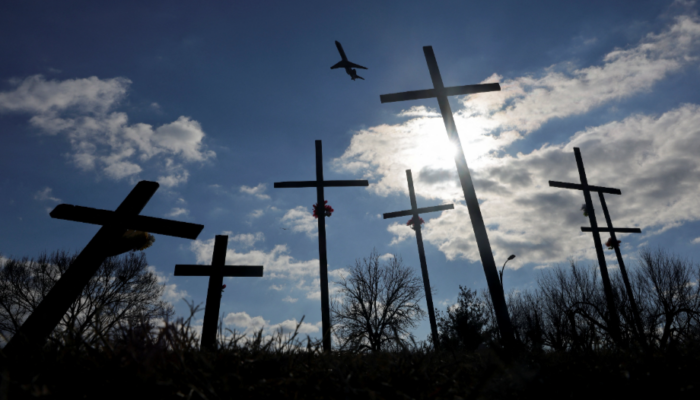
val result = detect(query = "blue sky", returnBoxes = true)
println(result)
[2,0,700,344]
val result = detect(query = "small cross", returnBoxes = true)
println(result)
[548,147,639,345]
[380,46,515,347]
[274,140,369,352]
[383,169,453,349]
[3,181,204,359]
[174,235,263,351]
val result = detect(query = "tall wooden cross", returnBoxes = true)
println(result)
[274,140,369,352]
[3,181,204,360]
[174,235,263,351]
[383,169,454,349]
[380,46,515,347]
[592,191,645,345]
[549,147,642,346]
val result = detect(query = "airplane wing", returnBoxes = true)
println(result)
[345,61,367,70]
[331,60,346,69]
[335,41,348,61]
[330,60,368,70]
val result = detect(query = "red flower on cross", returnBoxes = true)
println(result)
[407,216,425,231]
[313,201,334,218]
[605,238,621,250]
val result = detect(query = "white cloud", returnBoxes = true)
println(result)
[249,209,264,218]
[269,284,284,291]
[692,237,700,244]
[229,232,265,247]
[282,296,298,303]
[240,183,271,200]
[222,311,320,336]
[0,75,129,115]
[147,266,188,303]
[167,208,189,217]
[33,187,60,202]
[398,105,441,118]
[0,75,214,187]
[333,15,700,267]
[378,253,395,261]
[281,206,318,238]
[190,238,318,281]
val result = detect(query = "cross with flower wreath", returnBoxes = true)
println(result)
[174,235,263,351]
[274,140,369,352]
[3,181,204,360]
[549,147,644,346]
[383,169,453,348]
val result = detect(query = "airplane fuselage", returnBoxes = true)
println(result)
[331,41,366,81]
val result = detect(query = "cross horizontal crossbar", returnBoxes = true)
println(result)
[548,181,622,195]
[380,83,501,103]
[174,265,264,277]
[274,180,369,189]
[50,204,204,239]
[383,204,454,219]
[581,227,642,233]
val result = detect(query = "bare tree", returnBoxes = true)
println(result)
[0,250,174,348]
[330,250,426,353]
[631,248,700,350]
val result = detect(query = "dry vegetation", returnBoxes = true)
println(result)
[1,248,700,399]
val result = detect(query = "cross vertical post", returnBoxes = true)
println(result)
[597,191,645,346]
[380,47,515,348]
[572,148,623,346]
[549,148,646,346]
[174,235,264,351]
[314,140,331,353]
[3,181,204,361]
[383,169,454,349]
[274,140,369,352]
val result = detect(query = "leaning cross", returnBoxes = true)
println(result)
[274,140,369,352]
[383,169,454,349]
[174,235,263,351]
[548,147,639,346]
[3,181,204,359]
[380,46,515,347]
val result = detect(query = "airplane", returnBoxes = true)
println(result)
[331,41,367,81]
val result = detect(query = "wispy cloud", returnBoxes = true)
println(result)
[166,208,189,217]
[33,187,60,202]
[281,206,318,238]
[240,183,270,200]
[229,232,265,248]
[147,266,188,303]
[0,75,214,187]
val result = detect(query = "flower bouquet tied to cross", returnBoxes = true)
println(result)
[106,230,156,257]
[407,216,425,231]
[605,237,621,250]
[221,284,227,297]
[313,200,334,218]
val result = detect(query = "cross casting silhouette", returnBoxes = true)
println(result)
[380,46,515,347]
[274,140,369,352]
[383,169,453,349]
[174,235,263,350]
[3,181,204,360]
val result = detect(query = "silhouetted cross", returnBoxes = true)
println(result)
[380,46,515,348]
[274,140,369,352]
[549,147,642,345]
[4,181,204,360]
[383,169,453,349]
[174,235,263,351]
